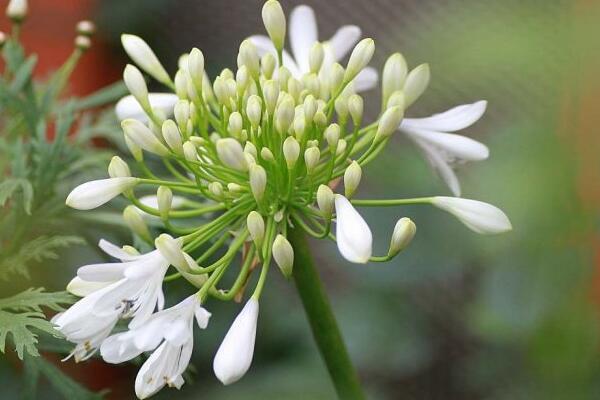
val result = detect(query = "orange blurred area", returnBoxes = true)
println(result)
[0,0,119,96]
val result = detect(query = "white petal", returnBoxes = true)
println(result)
[213,298,259,385]
[402,127,489,161]
[195,305,212,329]
[66,177,139,210]
[249,35,301,77]
[353,67,378,92]
[115,93,178,122]
[135,342,170,399]
[101,332,143,363]
[327,25,361,60]
[67,277,111,297]
[98,239,140,261]
[432,197,512,234]
[289,5,318,73]
[414,139,461,196]
[334,195,372,263]
[77,262,128,282]
[401,101,487,132]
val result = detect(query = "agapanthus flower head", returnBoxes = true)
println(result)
[59,1,511,397]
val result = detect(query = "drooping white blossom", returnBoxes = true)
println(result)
[100,295,211,399]
[250,4,378,92]
[213,298,259,385]
[432,196,512,234]
[400,101,489,196]
[334,194,372,263]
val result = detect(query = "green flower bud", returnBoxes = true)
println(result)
[247,211,265,247]
[388,217,416,256]
[208,182,224,198]
[174,70,189,99]
[343,161,362,198]
[261,53,276,80]
[348,94,364,126]
[246,95,263,129]
[188,47,205,91]
[317,184,334,218]
[275,96,295,133]
[328,63,345,95]
[244,141,258,158]
[123,64,149,110]
[309,42,324,73]
[124,134,143,162]
[122,119,169,156]
[174,100,190,131]
[382,52,408,108]
[228,112,243,138]
[249,164,267,201]
[108,156,131,178]
[283,136,300,169]
[162,119,183,154]
[403,63,430,108]
[324,123,341,151]
[344,38,374,83]
[293,110,306,140]
[386,91,405,110]
[263,80,279,115]
[261,147,275,162]
[375,106,403,142]
[157,186,173,219]
[262,0,286,52]
[123,205,151,242]
[239,39,260,79]
[217,138,248,171]
[304,147,320,174]
[303,95,317,123]
[182,140,197,162]
[272,234,294,278]
[121,34,172,87]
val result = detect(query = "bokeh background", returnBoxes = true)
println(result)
[2,0,600,399]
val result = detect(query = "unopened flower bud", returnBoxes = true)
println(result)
[343,161,362,198]
[75,35,91,51]
[122,119,169,156]
[303,95,317,123]
[123,64,149,110]
[334,96,349,121]
[162,119,183,154]
[375,106,403,142]
[217,138,248,171]
[239,39,260,79]
[236,66,250,95]
[324,123,341,150]
[249,164,267,202]
[386,91,405,110]
[244,141,258,158]
[348,94,364,126]
[182,141,197,161]
[287,77,302,101]
[293,111,306,140]
[157,186,173,219]
[283,136,300,169]
[313,110,327,128]
[121,34,172,86]
[246,211,265,247]
[124,134,143,162]
[344,38,374,83]
[302,73,320,97]
[227,183,244,193]
[6,0,27,21]
[382,53,408,108]
[336,139,347,156]
[188,48,205,92]
[123,205,151,242]
[308,42,325,73]
[275,97,294,133]
[272,234,294,278]
[263,80,279,114]
[228,112,243,138]
[76,20,95,36]
[261,53,276,80]
[262,0,286,51]
[403,64,430,108]
[246,95,262,129]
[261,147,274,162]
[304,147,320,174]
[209,182,224,198]
[174,70,189,99]
[317,185,334,218]
[108,156,131,178]
[278,66,292,90]
[388,217,416,256]
[329,63,345,95]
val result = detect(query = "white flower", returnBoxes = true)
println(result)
[121,34,172,86]
[400,100,489,196]
[54,242,170,361]
[213,298,259,385]
[250,4,378,92]
[334,194,372,263]
[66,177,139,210]
[115,93,179,122]
[100,295,211,399]
[432,196,512,234]
[6,0,27,20]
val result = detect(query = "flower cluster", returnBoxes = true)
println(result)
[59,1,511,398]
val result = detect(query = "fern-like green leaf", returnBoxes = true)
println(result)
[0,235,84,280]
[0,288,74,360]
[0,177,33,213]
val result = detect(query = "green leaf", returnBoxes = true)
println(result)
[73,81,128,111]
[10,55,37,93]
[0,288,74,313]
[23,355,106,400]
[0,178,34,214]
[0,235,84,280]
[0,288,74,360]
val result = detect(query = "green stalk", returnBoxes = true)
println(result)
[288,227,364,400]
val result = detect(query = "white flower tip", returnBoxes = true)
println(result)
[432,196,512,234]
[334,194,373,263]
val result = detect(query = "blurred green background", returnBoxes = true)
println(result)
[2,0,600,399]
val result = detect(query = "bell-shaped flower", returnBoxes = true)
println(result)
[400,101,489,196]
[250,5,377,92]
[432,196,512,234]
[213,298,259,385]
[100,295,211,399]
[115,93,179,122]
[66,177,139,210]
[54,242,170,361]
[334,194,372,263]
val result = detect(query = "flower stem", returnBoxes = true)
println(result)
[288,227,365,400]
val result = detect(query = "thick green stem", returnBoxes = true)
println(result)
[288,227,365,400]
